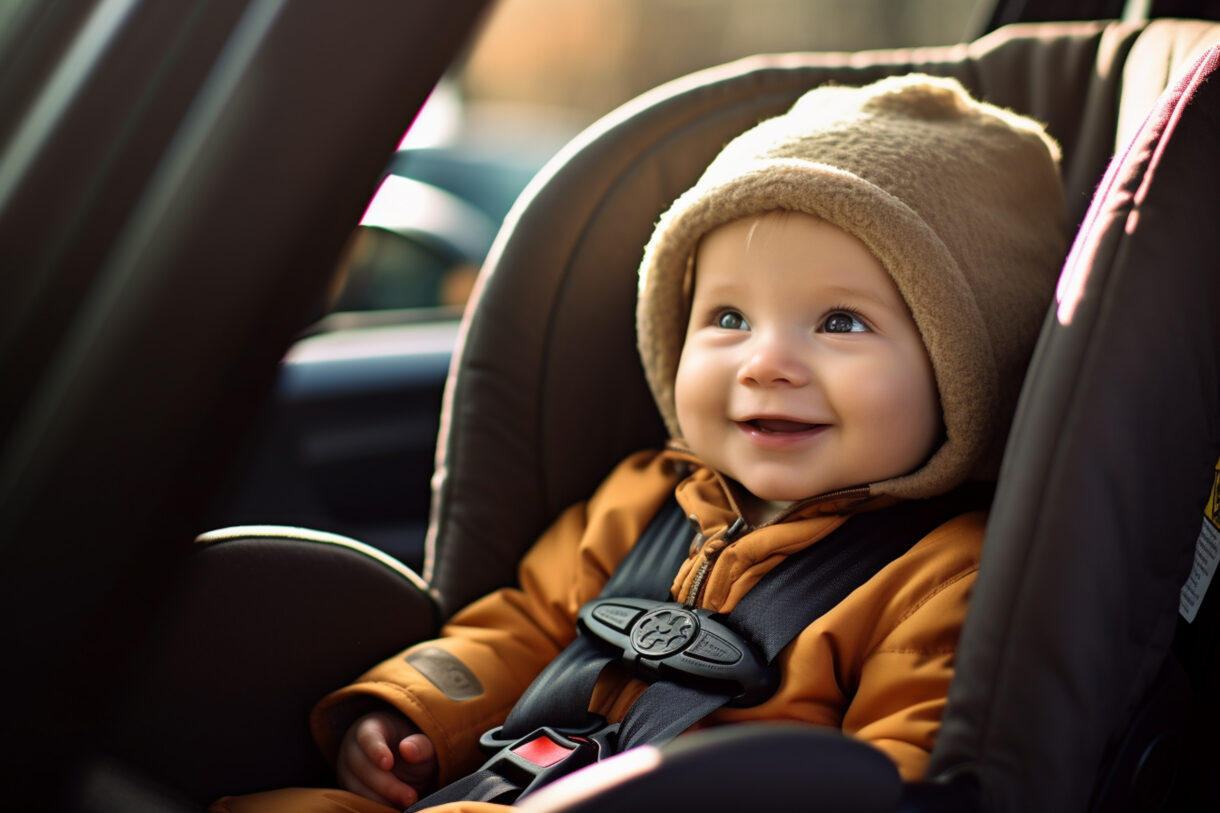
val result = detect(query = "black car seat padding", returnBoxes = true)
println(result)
[520,723,905,813]
[931,42,1220,812]
[111,528,438,803]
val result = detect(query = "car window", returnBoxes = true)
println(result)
[325,0,987,324]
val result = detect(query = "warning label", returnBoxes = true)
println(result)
[1180,459,1220,622]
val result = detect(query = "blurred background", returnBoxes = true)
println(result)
[329,0,985,320]
[462,0,983,120]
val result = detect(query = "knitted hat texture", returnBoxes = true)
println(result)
[637,74,1068,499]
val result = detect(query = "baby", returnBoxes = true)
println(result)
[215,73,1067,813]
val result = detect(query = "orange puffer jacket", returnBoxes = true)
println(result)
[311,447,984,795]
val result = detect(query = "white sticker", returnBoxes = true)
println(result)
[1180,460,1220,623]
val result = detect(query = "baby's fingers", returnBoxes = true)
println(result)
[396,733,438,794]
[399,733,436,765]
[354,718,396,771]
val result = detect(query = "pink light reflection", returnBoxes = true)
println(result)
[517,746,664,813]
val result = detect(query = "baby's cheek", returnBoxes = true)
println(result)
[849,361,913,418]
[850,363,935,445]
[674,353,714,428]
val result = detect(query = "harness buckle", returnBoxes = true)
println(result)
[578,597,780,706]
[477,718,620,800]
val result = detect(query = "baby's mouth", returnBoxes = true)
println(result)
[743,418,822,433]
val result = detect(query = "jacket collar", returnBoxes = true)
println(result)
[660,442,898,533]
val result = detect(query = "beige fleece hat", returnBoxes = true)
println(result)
[637,74,1069,499]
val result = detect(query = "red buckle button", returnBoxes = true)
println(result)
[511,734,574,767]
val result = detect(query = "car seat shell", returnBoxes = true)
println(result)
[933,41,1220,811]
[116,18,1220,811]
[424,18,1220,811]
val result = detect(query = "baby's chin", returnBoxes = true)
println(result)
[736,481,828,506]
[729,487,798,524]
[738,497,797,525]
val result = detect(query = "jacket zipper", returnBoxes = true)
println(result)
[679,485,873,608]
[683,516,746,608]
[684,555,716,608]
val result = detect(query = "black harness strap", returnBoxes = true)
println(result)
[409,488,984,811]
[407,501,691,812]
[615,492,972,750]
[497,501,693,737]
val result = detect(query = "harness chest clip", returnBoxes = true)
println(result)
[578,596,780,706]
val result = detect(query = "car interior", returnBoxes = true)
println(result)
[3,1,1220,811]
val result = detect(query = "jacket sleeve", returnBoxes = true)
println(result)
[310,449,677,785]
[838,510,984,782]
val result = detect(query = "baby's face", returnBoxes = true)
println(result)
[674,211,941,521]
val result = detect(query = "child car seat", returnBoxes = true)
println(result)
[114,18,1220,812]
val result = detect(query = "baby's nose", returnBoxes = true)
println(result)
[738,337,810,386]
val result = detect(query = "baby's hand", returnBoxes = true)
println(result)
[337,710,438,808]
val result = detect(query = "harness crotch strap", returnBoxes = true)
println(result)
[408,489,983,810]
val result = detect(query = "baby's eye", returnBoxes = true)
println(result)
[716,310,750,330]
[822,311,869,333]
